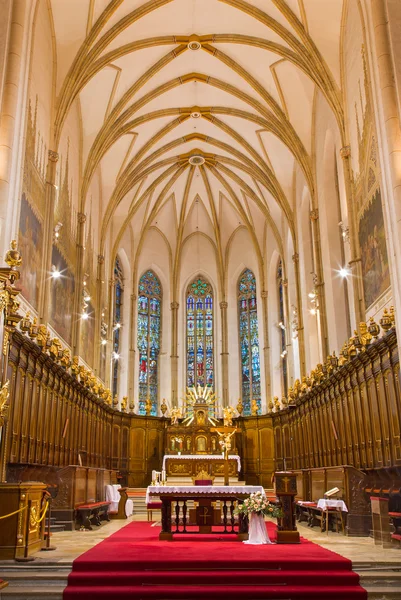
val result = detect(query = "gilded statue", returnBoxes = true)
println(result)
[223,406,236,427]
[71,356,79,377]
[145,398,152,415]
[37,325,48,347]
[60,348,71,369]
[170,406,181,425]
[5,240,22,269]
[0,380,10,427]
[267,398,274,413]
[121,396,127,412]
[29,317,38,339]
[251,398,259,416]
[217,430,236,458]
[113,394,119,407]
[49,337,62,361]
[359,322,372,348]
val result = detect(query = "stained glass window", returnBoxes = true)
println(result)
[186,277,214,388]
[277,260,288,396]
[112,256,124,397]
[137,270,162,416]
[238,269,261,415]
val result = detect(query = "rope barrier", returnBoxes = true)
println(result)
[0,505,27,520]
[30,500,49,524]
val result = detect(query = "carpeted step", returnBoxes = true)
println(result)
[63,583,367,599]
[67,568,360,586]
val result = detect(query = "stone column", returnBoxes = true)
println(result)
[38,150,59,323]
[71,212,86,356]
[281,279,294,386]
[371,0,401,338]
[310,209,329,359]
[104,277,114,388]
[170,301,179,406]
[260,290,271,404]
[340,145,364,325]
[219,300,229,407]
[0,0,26,256]
[292,253,306,377]
[93,254,104,374]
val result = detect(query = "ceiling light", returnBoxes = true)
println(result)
[189,155,205,166]
[51,270,61,279]
[101,339,107,346]
[82,312,89,320]
[113,352,120,360]
[310,308,316,316]
[84,295,91,302]
[191,111,201,119]
[339,267,350,278]
[308,292,316,299]
[188,40,201,51]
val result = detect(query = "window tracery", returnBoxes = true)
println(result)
[238,269,261,415]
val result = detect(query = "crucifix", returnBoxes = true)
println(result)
[210,426,238,485]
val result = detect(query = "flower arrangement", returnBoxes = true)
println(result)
[236,491,283,518]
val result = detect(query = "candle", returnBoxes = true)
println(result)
[162,470,166,483]
[152,470,156,483]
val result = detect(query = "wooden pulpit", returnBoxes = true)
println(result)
[275,472,300,544]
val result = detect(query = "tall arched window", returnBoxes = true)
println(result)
[238,269,261,415]
[137,270,162,415]
[277,259,288,396]
[186,276,214,388]
[112,256,123,397]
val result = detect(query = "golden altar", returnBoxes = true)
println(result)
[163,454,240,478]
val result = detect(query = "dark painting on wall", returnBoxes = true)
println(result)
[359,188,390,309]
[49,245,75,345]
[18,194,43,309]
[80,300,95,368]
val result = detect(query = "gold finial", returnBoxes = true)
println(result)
[236,398,244,416]
[160,398,168,416]
[5,240,22,269]
[380,308,392,332]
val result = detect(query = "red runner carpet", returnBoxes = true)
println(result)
[63,521,367,599]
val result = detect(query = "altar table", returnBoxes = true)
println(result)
[162,454,241,478]
[147,485,264,540]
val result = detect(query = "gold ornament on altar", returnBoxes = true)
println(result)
[181,385,219,426]
[223,406,236,427]
[0,380,10,426]
[145,398,152,415]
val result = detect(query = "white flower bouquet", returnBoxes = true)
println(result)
[236,491,283,518]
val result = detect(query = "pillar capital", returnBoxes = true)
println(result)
[78,212,86,225]
[340,145,351,159]
[260,290,268,299]
[292,253,299,263]
[170,301,179,310]
[97,254,104,265]
[219,301,228,309]
[310,209,319,221]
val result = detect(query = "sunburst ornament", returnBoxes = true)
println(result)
[181,385,220,426]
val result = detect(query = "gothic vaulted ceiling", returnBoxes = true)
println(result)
[49,0,344,280]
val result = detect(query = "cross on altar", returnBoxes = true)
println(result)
[210,426,238,485]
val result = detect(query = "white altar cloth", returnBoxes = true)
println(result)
[317,499,348,512]
[146,484,264,504]
[105,484,134,517]
[162,454,241,471]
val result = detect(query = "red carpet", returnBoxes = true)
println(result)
[63,521,367,599]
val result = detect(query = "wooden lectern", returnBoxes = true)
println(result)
[275,472,300,544]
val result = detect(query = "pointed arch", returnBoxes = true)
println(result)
[137,269,162,415]
[186,275,214,389]
[238,268,261,415]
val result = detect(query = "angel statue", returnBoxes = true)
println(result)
[170,407,182,425]
[0,380,10,426]
[223,406,236,427]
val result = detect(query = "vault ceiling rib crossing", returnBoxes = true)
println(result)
[50,0,344,277]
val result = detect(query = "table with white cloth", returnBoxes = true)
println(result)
[162,454,241,478]
[317,499,348,534]
[147,484,264,540]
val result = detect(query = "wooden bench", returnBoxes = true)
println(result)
[389,511,401,547]
[296,501,345,533]
[75,501,111,530]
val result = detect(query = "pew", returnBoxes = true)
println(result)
[75,501,111,530]
[292,465,370,536]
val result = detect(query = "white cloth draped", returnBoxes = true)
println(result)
[317,499,348,512]
[146,484,265,504]
[105,484,134,517]
[243,513,273,545]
